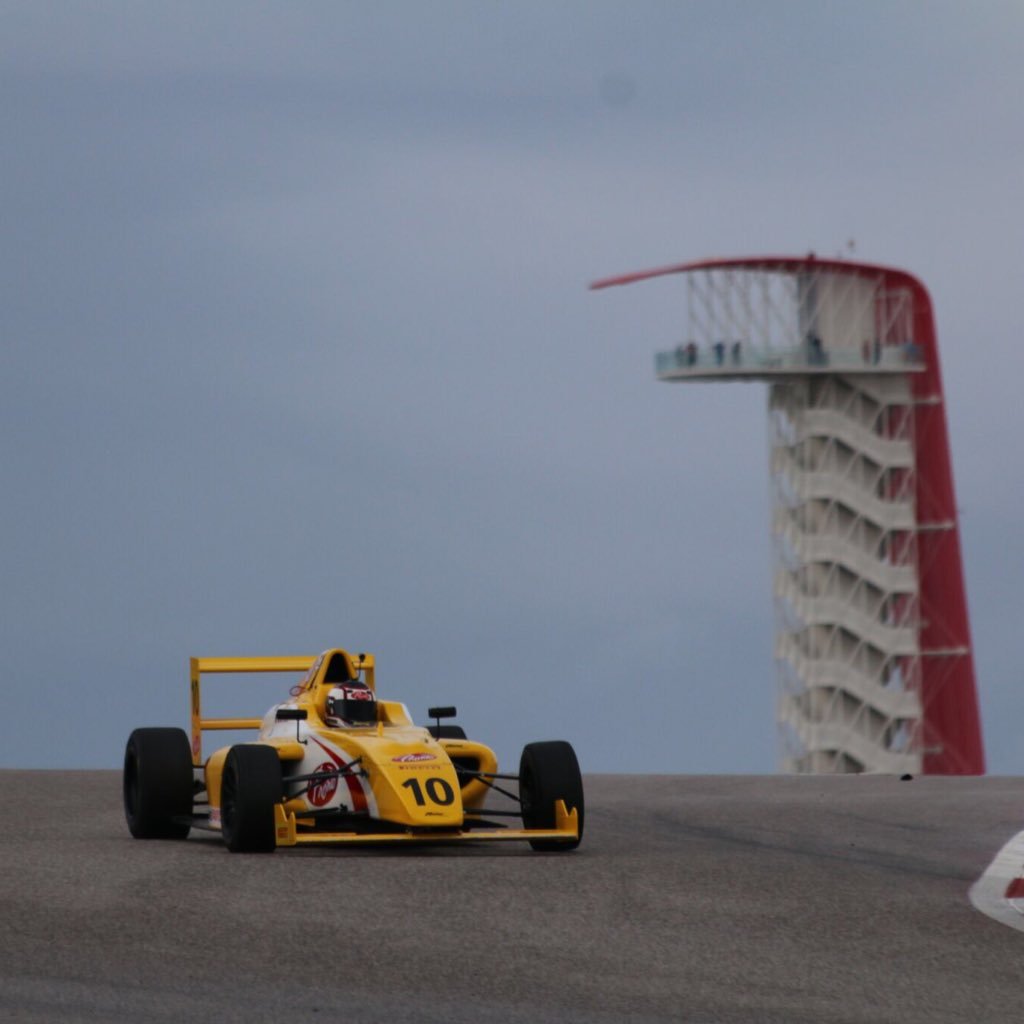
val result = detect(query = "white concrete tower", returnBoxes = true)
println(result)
[592,256,983,775]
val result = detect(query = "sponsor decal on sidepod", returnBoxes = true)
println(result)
[308,762,340,807]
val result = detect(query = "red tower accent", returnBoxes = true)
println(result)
[593,255,984,774]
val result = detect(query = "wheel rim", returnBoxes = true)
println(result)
[221,764,237,838]
[520,765,535,818]
[123,752,139,819]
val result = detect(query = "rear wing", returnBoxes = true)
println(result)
[189,656,313,764]
[188,654,378,764]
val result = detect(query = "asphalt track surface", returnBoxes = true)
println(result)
[2,772,1023,1023]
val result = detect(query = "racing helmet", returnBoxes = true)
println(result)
[324,682,377,727]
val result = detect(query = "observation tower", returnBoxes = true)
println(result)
[592,255,983,774]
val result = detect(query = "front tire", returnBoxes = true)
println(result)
[220,745,282,853]
[519,740,584,851]
[123,728,193,839]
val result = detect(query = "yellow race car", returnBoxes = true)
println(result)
[123,648,583,853]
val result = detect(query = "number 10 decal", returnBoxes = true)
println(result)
[401,776,455,806]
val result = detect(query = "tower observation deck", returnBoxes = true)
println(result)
[592,255,984,775]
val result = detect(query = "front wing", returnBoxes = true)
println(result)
[272,800,579,847]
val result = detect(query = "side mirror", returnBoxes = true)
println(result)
[276,707,308,721]
[428,706,457,737]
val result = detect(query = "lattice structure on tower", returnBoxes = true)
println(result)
[592,255,983,775]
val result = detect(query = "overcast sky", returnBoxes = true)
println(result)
[3,2,1023,773]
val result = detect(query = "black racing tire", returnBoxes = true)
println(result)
[123,727,193,840]
[427,724,467,740]
[220,745,283,853]
[519,740,584,851]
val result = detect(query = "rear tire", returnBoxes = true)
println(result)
[220,745,282,853]
[519,740,584,851]
[123,728,193,839]
[427,724,467,740]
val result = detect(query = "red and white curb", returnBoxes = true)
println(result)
[969,830,1024,932]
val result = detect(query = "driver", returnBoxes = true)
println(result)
[323,681,377,728]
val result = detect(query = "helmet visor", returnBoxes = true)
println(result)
[327,685,377,725]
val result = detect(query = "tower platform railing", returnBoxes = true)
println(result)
[656,340,925,380]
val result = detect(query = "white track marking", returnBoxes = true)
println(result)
[969,830,1024,933]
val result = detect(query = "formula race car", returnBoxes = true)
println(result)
[123,648,583,853]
